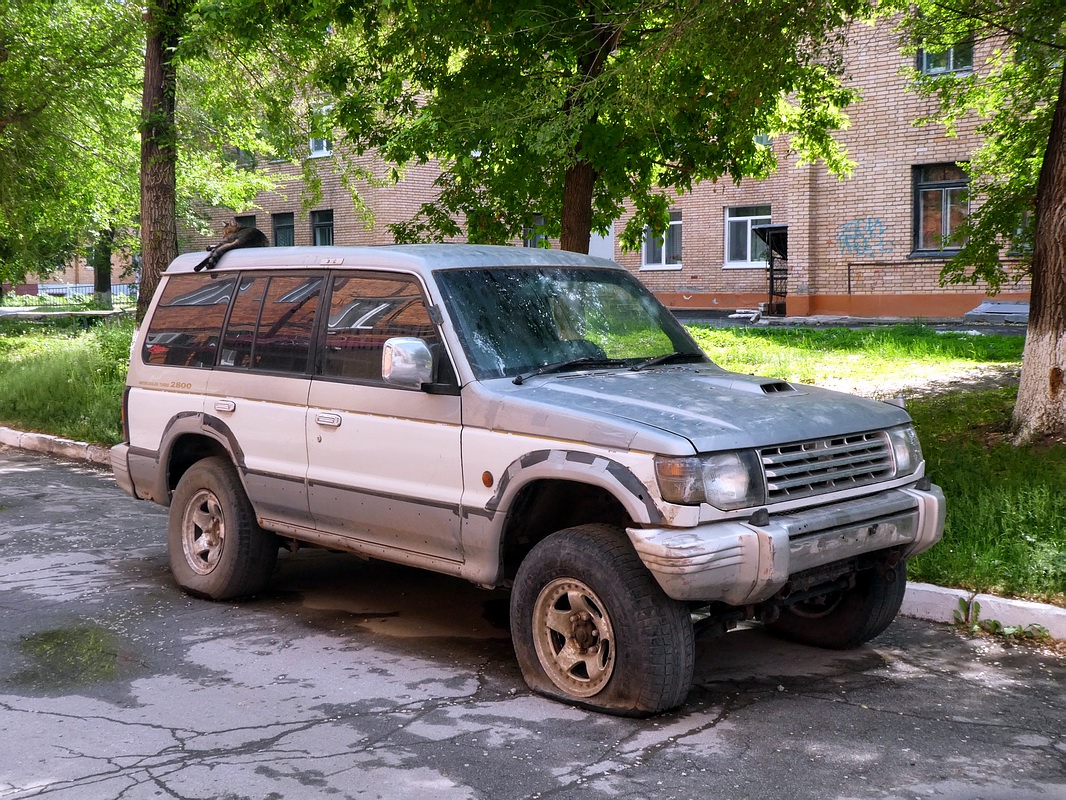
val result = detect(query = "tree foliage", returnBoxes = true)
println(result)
[304,0,868,252]
[895,0,1066,292]
[0,0,141,285]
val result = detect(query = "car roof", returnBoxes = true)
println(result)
[165,243,620,277]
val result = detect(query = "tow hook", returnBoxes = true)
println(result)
[876,551,903,582]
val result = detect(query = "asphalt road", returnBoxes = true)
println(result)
[1,447,1063,800]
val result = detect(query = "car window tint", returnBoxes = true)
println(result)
[322,273,440,383]
[219,276,268,369]
[252,276,323,374]
[142,274,237,368]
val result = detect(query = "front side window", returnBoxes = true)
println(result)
[435,266,706,381]
[914,164,969,253]
[642,211,682,268]
[919,40,974,75]
[321,273,444,385]
[311,210,334,246]
[726,205,771,267]
[142,274,236,368]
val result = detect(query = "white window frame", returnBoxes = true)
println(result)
[919,40,974,76]
[641,211,682,271]
[309,105,334,158]
[725,205,772,268]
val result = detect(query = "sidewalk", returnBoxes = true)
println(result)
[2,424,1063,640]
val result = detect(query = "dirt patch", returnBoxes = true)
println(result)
[820,363,1021,401]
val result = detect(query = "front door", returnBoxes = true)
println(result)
[305,271,464,563]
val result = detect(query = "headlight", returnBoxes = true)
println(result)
[655,451,765,510]
[887,425,923,476]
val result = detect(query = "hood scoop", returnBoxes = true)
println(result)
[695,375,798,395]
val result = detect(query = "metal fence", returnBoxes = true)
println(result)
[37,283,138,299]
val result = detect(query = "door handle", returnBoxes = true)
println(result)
[316,412,342,428]
[214,400,236,413]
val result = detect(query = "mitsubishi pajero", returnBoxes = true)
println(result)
[112,244,944,715]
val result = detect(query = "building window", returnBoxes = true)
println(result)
[311,210,334,246]
[272,212,295,247]
[914,164,968,253]
[919,40,973,75]
[725,205,771,267]
[233,148,256,169]
[523,214,547,248]
[309,105,333,158]
[234,214,256,230]
[642,211,682,268]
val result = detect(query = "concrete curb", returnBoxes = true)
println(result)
[2,426,1062,640]
[0,426,111,466]
[902,582,1066,640]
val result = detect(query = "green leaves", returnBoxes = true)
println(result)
[314,0,872,251]
[0,0,141,283]
[892,0,1066,291]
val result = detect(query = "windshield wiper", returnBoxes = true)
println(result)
[513,357,627,385]
[629,351,706,372]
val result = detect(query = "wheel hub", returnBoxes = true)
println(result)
[531,578,616,698]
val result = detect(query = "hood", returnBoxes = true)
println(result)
[480,365,912,454]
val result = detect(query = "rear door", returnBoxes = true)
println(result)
[305,270,464,563]
[205,272,324,528]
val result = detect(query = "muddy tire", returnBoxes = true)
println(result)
[510,524,694,716]
[167,456,278,600]
[769,561,908,649]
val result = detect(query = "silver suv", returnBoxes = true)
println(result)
[112,244,944,715]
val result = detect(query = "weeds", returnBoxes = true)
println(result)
[0,317,134,444]
[953,598,1052,642]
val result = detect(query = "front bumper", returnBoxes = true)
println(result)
[627,484,945,605]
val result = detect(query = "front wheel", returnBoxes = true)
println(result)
[510,524,694,716]
[167,456,278,600]
[769,561,908,649]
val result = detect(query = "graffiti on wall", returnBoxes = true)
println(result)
[836,217,894,256]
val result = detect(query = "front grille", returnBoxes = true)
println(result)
[761,432,894,502]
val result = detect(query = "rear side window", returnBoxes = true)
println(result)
[322,272,441,383]
[143,275,237,368]
[218,275,323,374]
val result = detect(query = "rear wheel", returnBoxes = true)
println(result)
[167,456,278,600]
[510,524,694,716]
[769,561,908,649]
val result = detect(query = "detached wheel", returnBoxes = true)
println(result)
[769,561,908,649]
[510,524,694,716]
[167,456,278,600]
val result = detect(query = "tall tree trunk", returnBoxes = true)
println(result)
[90,227,114,310]
[137,0,183,323]
[559,16,619,254]
[560,161,596,253]
[1012,58,1066,443]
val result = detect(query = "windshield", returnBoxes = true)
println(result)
[434,266,707,380]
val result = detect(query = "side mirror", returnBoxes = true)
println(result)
[382,337,434,390]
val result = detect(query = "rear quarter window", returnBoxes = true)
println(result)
[143,274,237,368]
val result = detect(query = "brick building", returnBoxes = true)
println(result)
[186,21,1030,319]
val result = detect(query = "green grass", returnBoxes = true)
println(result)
[908,388,1066,606]
[0,319,1060,605]
[0,317,133,444]
[689,323,1023,388]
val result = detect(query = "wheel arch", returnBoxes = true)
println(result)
[158,413,245,504]
[490,450,662,582]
